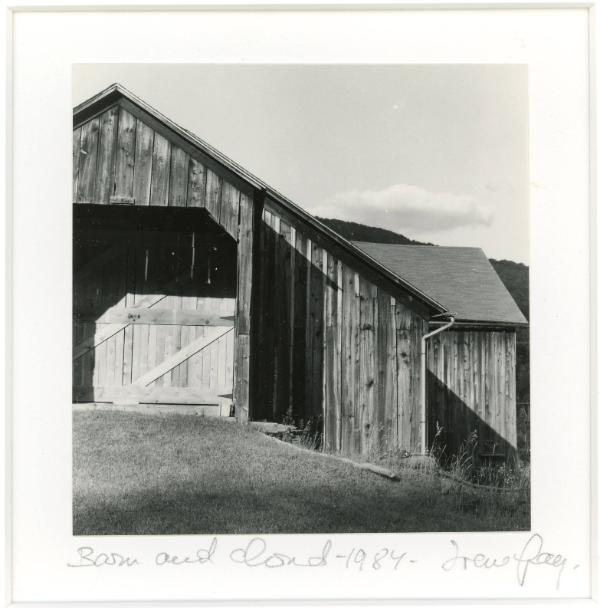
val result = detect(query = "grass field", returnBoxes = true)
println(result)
[73,410,530,535]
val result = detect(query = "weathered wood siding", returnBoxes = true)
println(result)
[73,103,254,419]
[427,329,517,461]
[253,200,428,458]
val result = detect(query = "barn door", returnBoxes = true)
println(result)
[73,223,236,415]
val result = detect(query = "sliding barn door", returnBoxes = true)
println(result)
[73,224,236,414]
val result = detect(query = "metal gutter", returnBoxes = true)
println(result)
[420,314,455,454]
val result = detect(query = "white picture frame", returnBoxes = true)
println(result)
[3,1,597,605]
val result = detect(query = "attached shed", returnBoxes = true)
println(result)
[73,84,527,460]
[354,243,527,460]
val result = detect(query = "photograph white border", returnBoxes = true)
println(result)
[3,1,598,605]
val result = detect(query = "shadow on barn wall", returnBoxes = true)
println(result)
[427,370,517,465]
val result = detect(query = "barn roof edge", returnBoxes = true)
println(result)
[73,83,449,315]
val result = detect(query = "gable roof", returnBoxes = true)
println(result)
[74,83,447,316]
[353,243,527,326]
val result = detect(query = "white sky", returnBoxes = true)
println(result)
[74,64,529,264]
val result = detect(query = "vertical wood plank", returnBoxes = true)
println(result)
[169,147,189,207]
[187,158,207,208]
[270,215,282,420]
[335,262,343,452]
[95,107,119,204]
[233,334,250,422]
[352,273,361,455]
[121,244,136,387]
[73,127,82,203]
[78,118,100,203]
[219,182,241,237]
[377,291,397,454]
[133,120,154,206]
[114,108,136,201]
[287,228,297,416]
[359,280,376,457]
[340,265,354,455]
[236,192,253,334]
[309,243,324,420]
[324,254,341,453]
[292,231,308,422]
[262,211,276,419]
[234,192,253,420]
[304,239,313,419]
[396,304,412,452]
[114,328,125,387]
[276,219,293,421]
[413,316,426,453]
[150,132,171,206]
[205,170,222,221]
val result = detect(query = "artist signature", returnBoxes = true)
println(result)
[441,533,577,590]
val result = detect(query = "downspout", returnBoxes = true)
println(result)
[420,314,455,454]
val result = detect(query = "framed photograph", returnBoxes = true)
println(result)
[5,1,596,605]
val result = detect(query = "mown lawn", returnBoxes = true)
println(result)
[73,410,529,535]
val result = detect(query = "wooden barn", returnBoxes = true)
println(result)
[73,84,527,461]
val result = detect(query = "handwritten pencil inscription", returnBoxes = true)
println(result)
[66,532,579,591]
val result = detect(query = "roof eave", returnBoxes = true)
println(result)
[431,318,529,329]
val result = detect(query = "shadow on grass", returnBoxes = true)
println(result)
[73,410,529,535]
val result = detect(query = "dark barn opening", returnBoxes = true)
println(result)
[73,204,237,414]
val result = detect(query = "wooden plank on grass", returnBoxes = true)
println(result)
[133,326,233,387]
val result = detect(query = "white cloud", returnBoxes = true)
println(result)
[308,183,494,232]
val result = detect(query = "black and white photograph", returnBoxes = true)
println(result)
[72,64,531,536]
[7,5,593,604]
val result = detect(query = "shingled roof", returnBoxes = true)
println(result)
[353,243,527,327]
